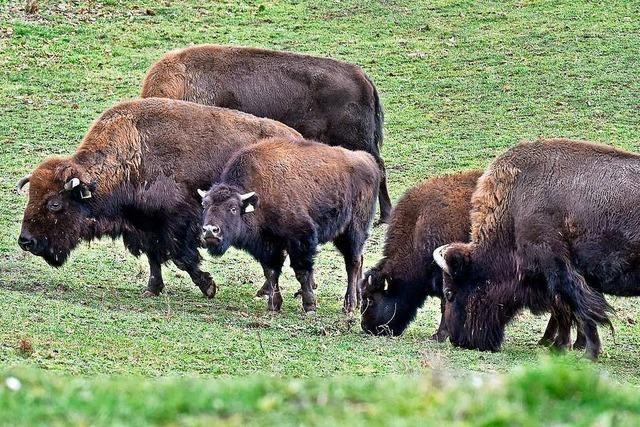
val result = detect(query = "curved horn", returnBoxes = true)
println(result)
[197,189,208,199]
[16,174,32,193]
[239,191,255,201]
[433,244,451,275]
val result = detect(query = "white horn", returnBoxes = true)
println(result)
[64,177,80,191]
[197,189,208,198]
[433,244,451,275]
[16,174,32,193]
[239,191,255,201]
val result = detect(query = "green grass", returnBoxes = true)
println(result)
[2,358,639,426]
[1,0,640,422]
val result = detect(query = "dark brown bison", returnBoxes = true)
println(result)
[360,170,482,340]
[360,169,579,347]
[17,98,300,297]
[433,138,637,359]
[200,137,380,314]
[140,44,391,223]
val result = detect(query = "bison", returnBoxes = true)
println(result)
[360,170,482,340]
[140,44,392,223]
[360,169,580,348]
[17,98,300,297]
[433,138,635,359]
[200,137,380,314]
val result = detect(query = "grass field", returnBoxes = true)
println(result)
[1,0,640,423]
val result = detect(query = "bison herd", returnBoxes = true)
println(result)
[15,45,640,360]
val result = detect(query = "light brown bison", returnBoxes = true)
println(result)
[141,44,391,223]
[17,98,300,297]
[200,137,380,314]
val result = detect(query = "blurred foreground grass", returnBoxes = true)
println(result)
[1,358,638,426]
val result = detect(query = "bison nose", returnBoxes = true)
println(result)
[18,233,37,252]
[202,225,221,238]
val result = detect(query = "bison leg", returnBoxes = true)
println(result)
[550,310,572,352]
[257,250,286,299]
[579,320,602,360]
[173,258,217,299]
[544,260,610,360]
[573,327,587,350]
[142,254,165,296]
[289,232,318,313]
[294,269,317,313]
[258,250,286,311]
[334,232,366,315]
[538,314,558,347]
[431,299,449,342]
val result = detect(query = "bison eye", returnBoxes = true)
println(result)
[47,200,63,212]
[230,206,238,214]
[444,289,455,302]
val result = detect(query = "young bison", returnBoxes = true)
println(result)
[200,137,380,314]
[17,98,300,297]
[360,170,482,340]
[434,139,636,359]
[141,44,392,223]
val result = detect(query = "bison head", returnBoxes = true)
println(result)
[17,157,95,267]
[360,269,408,336]
[359,268,396,335]
[434,242,512,352]
[200,184,258,256]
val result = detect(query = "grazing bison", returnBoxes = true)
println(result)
[360,170,579,347]
[360,170,482,340]
[433,138,638,359]
[200,137,380,314]
[17,98,300,297]
[140,44,392,223]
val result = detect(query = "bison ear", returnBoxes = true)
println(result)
[240,191,258,214]
[434,243,474,279]
[56,161,93,199]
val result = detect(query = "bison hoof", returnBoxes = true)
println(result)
[573,337,586,350]
[305,310,317,317]
[141,288,160,297]
[583,350,600,361]
[430,331,449,342]
[537,336,555,347]
[267,293,283,312]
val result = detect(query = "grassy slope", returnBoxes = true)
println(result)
[2,359,640,426]
[1,0,639,390]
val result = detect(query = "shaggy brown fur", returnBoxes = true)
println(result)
[437,138,640,359]
[140,44,391,223]
[360,170,481,338]
[17,98,301,297]
[200,137,380,314]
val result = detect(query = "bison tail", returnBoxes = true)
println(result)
[364,74,384,149]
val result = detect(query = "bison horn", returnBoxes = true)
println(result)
[64,177,81,191]
[239,191,255,201]
[433,244,451,275]
[197,189,207,199]
[16,174,32,193]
